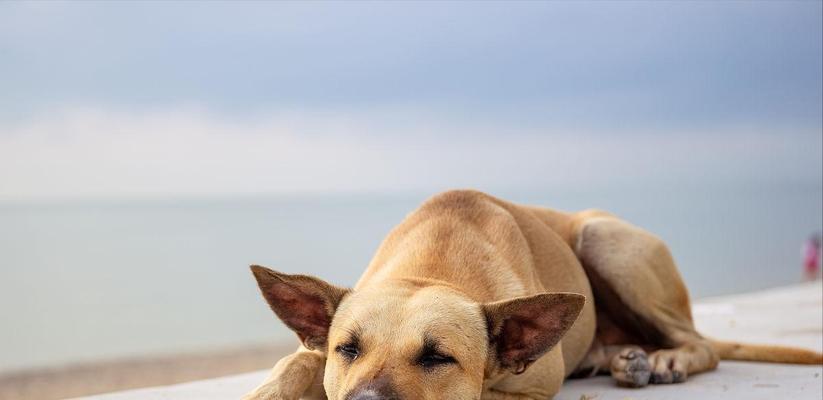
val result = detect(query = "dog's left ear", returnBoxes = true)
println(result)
[250,265,350,351]
[483,292,585,375]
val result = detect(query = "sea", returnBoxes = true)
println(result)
[1,182,820,373]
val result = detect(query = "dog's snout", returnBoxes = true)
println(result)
[345,375,401,400]
[348,389,398,400]
[349,391,386,400]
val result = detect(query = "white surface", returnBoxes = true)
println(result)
[78,281,823,400]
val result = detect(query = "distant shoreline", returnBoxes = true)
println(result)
[0,342,296,400]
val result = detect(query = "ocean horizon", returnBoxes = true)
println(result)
[1,182,821,373]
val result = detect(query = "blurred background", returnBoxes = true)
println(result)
[0,1,821,398]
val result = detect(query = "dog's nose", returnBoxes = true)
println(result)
[349,394,380,400]
[348,388,398,400]
[346,374,401,400]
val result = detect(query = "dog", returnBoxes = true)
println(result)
[244,190,822,400]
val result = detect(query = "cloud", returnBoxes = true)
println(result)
[0,105,819,200]
[1,1,820,130]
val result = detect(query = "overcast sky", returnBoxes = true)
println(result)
[0,1,820,200]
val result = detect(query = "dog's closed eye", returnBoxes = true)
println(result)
[417,337,457,369]
[336,342,360,361]
[417,350,456,369]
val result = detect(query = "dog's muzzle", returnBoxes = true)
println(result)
[345,375,401,400]
[349,390,394,400]
[347,388,400,400]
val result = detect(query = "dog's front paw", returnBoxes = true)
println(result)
[610,347,651,387]
[241,386,299,400]
[242,347,327,400]
[241,392,293,400]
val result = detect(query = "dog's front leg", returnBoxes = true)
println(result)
[482,389,549,400]
[242,347,326,400]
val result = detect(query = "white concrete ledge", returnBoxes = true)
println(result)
[78,282,823,400]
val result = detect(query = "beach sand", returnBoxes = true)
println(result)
[0,343,297,400]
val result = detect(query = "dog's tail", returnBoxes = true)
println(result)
[709,339,823,365]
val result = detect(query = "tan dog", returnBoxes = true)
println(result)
[244,190,822,400]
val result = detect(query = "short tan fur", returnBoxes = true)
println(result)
[245,190,822,400]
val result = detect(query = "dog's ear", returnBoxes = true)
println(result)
[250,265,349,351]
[483,292,585,374]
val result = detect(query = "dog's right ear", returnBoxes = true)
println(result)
[250,265,349,351]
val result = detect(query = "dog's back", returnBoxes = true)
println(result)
[355,189,597,373]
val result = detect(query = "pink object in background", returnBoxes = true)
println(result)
[803,233,821,281]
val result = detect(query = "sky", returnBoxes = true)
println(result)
[0,1,821,200]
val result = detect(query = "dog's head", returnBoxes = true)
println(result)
[251,265,584,400]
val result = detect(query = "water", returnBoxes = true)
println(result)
[1,183,820,373]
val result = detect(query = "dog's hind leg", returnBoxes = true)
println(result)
[646,340,718,384]
[575,340,718,386]
[571,214,719,385]
[242,347,327,400]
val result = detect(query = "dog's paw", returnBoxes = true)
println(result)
[610,347,651,387]
[241,388,299,400]
[648,349,688,384]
